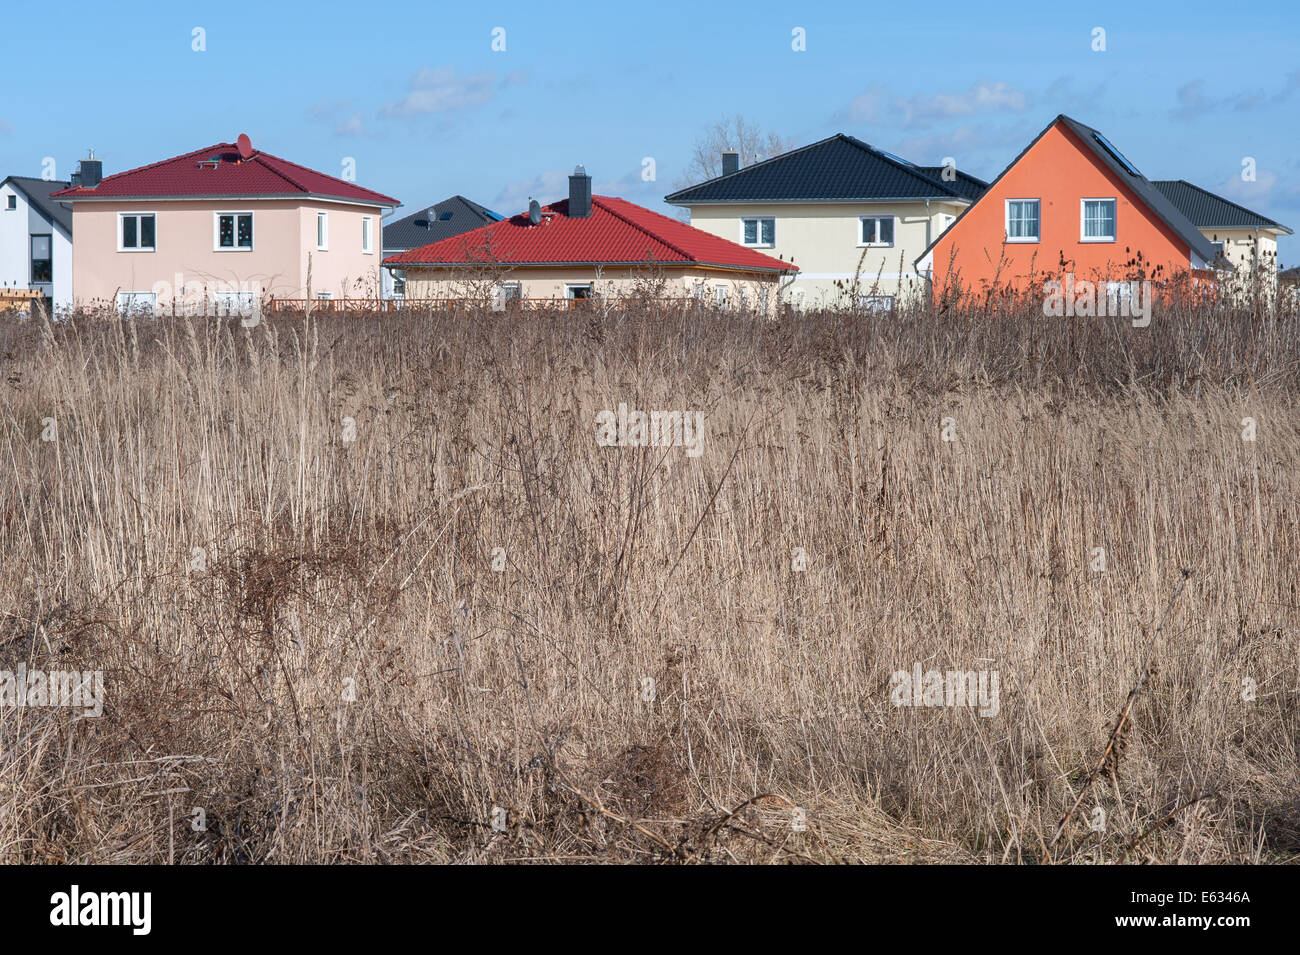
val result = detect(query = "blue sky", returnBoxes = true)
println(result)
[4,0,1298,262]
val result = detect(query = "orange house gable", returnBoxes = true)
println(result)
[916,115,1218,297]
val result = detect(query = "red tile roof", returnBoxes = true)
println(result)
[50,141,398,207]
[383,196,797,273]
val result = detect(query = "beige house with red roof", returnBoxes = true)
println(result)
[51,135,398,314]
[384,166,796,313]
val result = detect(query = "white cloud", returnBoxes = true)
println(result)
[839,81,1030,130]
[1219,170,1279,204]
[334,113,364,137]
[1173,71,1300,121]
[896,81,1029,128]
[381,67,526,117]
[492,169,571,217]
[491,167,640,217]
[893,122,1029,166]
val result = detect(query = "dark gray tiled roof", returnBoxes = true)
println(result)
[1151,179,1291,234]
[1,176,73,234]
[664,134,985,204]
[915,167,988,202]
[383,195,500,251]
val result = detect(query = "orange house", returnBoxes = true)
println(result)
[915,115,1218,298]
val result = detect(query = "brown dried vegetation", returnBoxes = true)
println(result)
[0,297,1298,863]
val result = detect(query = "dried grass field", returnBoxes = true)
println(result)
[1,300,1298,864]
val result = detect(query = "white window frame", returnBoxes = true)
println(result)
[1104,281,1134,311]
[564,283,593,300]
[118,212,157,252]
[316,291,333,301]
[115,291,157,315]
[858,215,896,247]
[5,194,16,211]
[739,217,775,248]
[361,216,373,254]
[1004,199,1041,243]
[857,294,895,313]
[213,211,254,252]
[714,285,727,306]
[30,233,53,285]
[316,212,329,251]
[391,268,406,297]
[1080,198,1117,243]
[211,289,256,314]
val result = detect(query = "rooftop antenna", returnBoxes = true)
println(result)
[236,133,253,160]
[528,198,541,225]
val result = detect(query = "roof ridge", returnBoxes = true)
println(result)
[664,133,847,199]
[846,134,966,199]
[255,149,397,203]
[249,151,315,194]
[667,131,967,202]
[7,174,71,185]
[591,195,694,262]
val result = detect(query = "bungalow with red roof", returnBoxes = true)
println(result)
[913,115,1288,301]
[51,135,398,314]
[384,166,797,313]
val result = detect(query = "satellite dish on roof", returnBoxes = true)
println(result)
[236,134,253,160]
[528,198,541,225]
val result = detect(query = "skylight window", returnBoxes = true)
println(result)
[879,150,916,167]
[1092,133,1141,176]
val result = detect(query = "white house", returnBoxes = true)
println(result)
[0,175,73,312]
[666,135,987,310]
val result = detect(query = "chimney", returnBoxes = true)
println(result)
[721,150,740,177]
[568,164,592,218]
[77,151,102,189]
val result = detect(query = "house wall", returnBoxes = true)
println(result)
[1206,228,1284,300]
[402,265,787,314]
[680,200,967,308]
[927,122,1196,295]
[295,201,386,300]
[1204,228,1279,272]
[0,182,30,295]
[0,181,73,311]
[67,197,387,310]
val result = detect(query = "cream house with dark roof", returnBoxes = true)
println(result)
[666,134,986,310]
